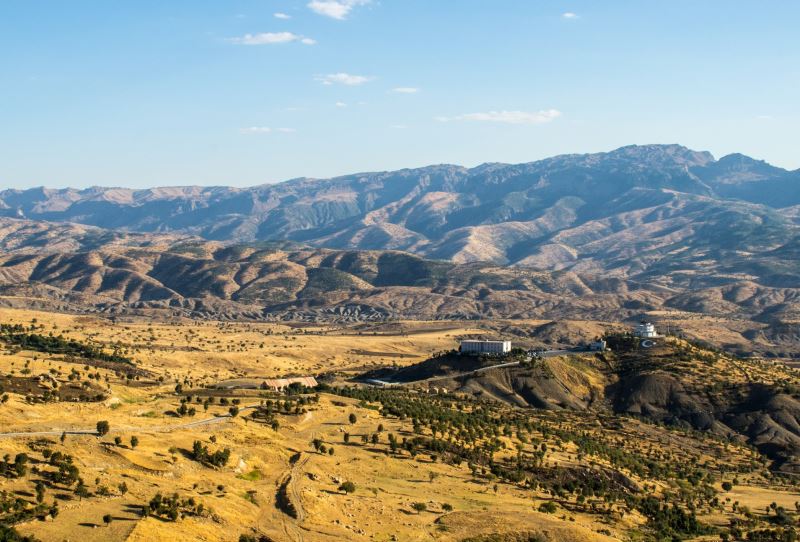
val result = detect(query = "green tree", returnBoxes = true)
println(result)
[96,420,110,437]
[538,501,557,514]
[35,481,45,504]
[75,479,90,501]
[339,481,356,494]
[13,453,28,477]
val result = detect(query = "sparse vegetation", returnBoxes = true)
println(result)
[1,309,798,542]
[0,324,133,365]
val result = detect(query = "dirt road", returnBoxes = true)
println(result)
[0,405,259,439]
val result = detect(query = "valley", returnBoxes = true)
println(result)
[1,308,800,541]
[1,217,798,360]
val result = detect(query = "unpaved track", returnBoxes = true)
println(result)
[0,405,259,439]
[288,454,310,522]
[270,454,309,542]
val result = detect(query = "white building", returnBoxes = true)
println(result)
[460,340,512,355]
[261,376,318,392]
[634,322,658,338]
[589,339,607,351]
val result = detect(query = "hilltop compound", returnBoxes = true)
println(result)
[460,340,512,355]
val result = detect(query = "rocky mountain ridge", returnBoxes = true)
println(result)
[2,145,798,270]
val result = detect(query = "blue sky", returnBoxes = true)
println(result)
[1,1,798,189]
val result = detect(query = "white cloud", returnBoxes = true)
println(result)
[240,126,296,134]
[335,101,348,108]
[274,12,291,19]
[392,87,419,94]
[307,0,370,20]
[562,12,578,19]
[436,109,562,125]
[240,126,272,134]
[316,72,373,86]
[230,32,315,45]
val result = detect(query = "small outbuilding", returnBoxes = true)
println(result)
[260,376,318,392]
[589,339,607,351]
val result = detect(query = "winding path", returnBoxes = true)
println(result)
[287,454,310,522]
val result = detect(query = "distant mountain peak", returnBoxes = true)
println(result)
[717,152,774,169]
[701,152,790,186]
[606,143,716,167]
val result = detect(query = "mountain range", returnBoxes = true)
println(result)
[3,144,798,268]
[1,144,798,354]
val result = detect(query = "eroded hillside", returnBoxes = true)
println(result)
[1,217,798,357]
[373,337,800,473]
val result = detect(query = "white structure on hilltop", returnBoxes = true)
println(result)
[460,340,512,355]
[634,322,658,338]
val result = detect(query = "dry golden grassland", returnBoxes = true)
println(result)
[0,308,485,379]
[0,308,799,542]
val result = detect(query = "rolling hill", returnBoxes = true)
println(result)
[0,216,798,357]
